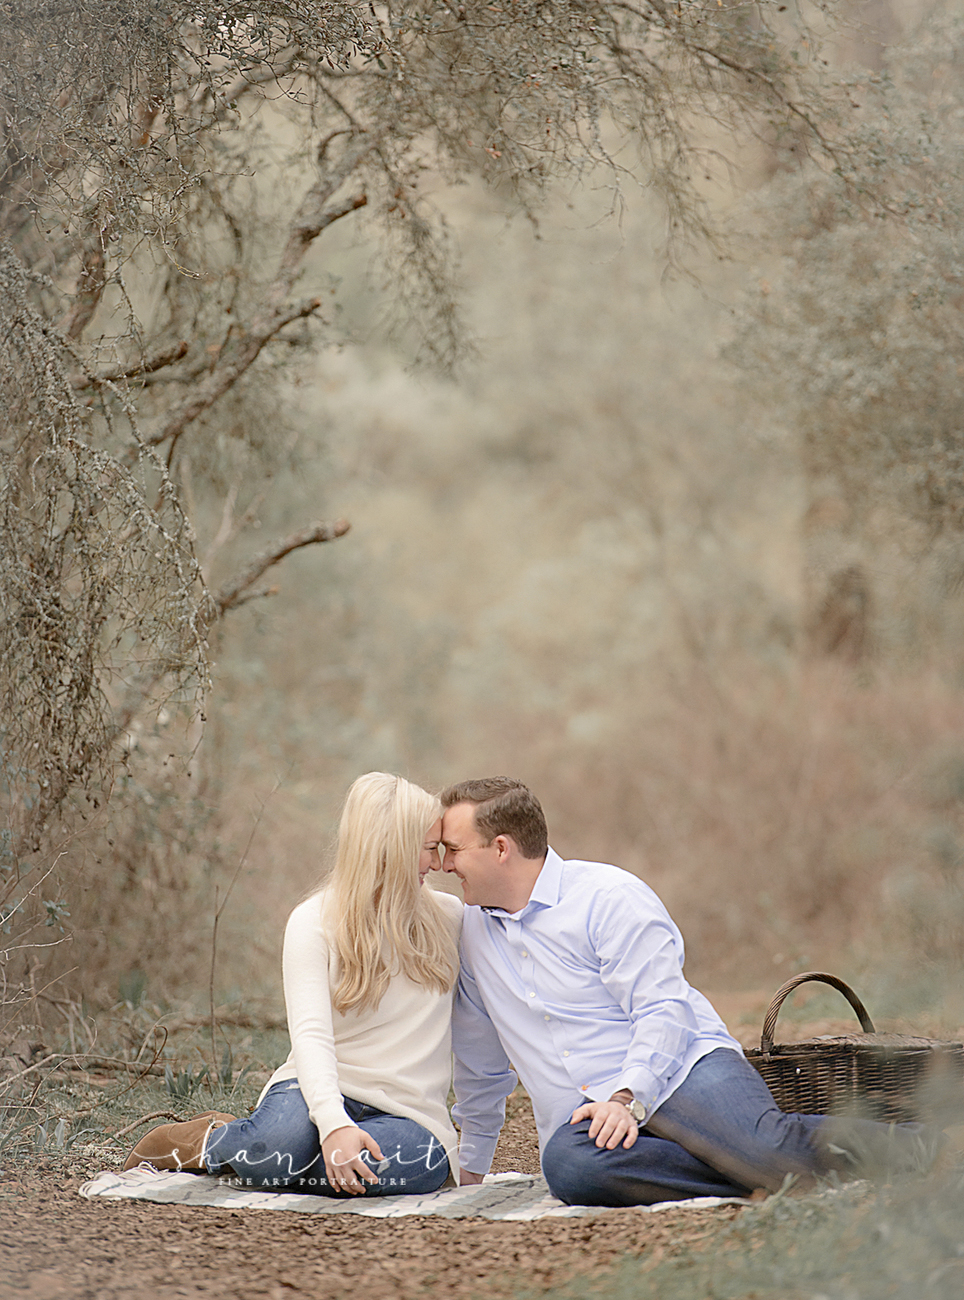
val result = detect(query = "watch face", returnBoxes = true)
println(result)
[630,1100,646,1123]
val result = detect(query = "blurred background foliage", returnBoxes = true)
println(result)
[2,0,964,1046]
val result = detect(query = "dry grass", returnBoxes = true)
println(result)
[200,654,964,1024]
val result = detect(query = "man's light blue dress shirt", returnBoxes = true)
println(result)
[452,848,743,1174]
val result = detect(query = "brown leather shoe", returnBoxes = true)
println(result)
[123,1110,236,1172]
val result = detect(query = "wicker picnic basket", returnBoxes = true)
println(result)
[744,972,964,1124]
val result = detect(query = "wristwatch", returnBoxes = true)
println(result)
[618,1097,646,1124]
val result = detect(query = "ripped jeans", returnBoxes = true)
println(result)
[203,1079,451,1196]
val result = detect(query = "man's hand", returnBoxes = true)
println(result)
[570,1099,639,1150]
[460,1168,485,1185]
[322,1125,385,1194]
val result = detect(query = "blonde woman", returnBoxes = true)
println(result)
[125,773,462,1196]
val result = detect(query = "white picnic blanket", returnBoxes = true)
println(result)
[79,1166,743,1220]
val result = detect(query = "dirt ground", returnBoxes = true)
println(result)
[0,1094,743,1300]
[6,996,934,1300]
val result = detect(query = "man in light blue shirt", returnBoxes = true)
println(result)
[440,777,935,1206]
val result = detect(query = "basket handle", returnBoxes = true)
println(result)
[760,972,875,1058]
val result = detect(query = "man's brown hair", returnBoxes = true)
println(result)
[440,777,548,860]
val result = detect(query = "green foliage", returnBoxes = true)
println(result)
[0,1112,94,1161]
[118,969,148,1009]
[528,1173,964,1300]
[31,1118,99,1156]
[0,1010,279,1168]
[164,1062,210,1100]
[160,1037,251,1100]
[42,899,70,929]
[218,1042,233,1089]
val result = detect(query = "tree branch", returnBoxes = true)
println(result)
[210,44,303,121]
[214,519,351,616]
[109,518,350,735]
[142,296,324,450]
[685,41,839,159]
[221,583,279,610]
[269,134,374,309]
[69,340,189,391]
[59,221,110,340]
[140,141,372,454]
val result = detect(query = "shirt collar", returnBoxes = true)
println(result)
[527,846,563,910]
[483,846,563,919]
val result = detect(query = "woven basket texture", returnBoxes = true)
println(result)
[744,973,964,1123]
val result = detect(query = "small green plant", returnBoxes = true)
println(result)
[118,969,148,1009]
[218,1043,233,1089]
[205,1043,252,1104]
[32,1118,98,1154]
[0,1108,99,1161]
[42,898,70,929]
[0,1108,37,1160]
[164,1063,209,1101]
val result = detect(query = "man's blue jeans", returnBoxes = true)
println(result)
[542,1048,938,1206]
[203,1080,451,1196]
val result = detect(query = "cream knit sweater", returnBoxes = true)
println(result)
[259,886,463,1179]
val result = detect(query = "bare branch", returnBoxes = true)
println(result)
[214,519,351,615]
[276,189,368,295]
[138,145,372,455]
[59,1056,166,1078]
[269,135,375,309]
[220,584,279,610]
[59,224,109,340]
[69,341,189,391]
[105,517,350,742]
[142,296,325,450]
[686,42,839,159]
[210,43,303,119]
[0,1052,63,1093]
[114,1111,181,1139]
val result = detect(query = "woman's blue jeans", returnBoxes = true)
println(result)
[542,1048,938,1206]
[203,1080,450,1196]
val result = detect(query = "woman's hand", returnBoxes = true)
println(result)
[570,1099,639,1150]
[322,1124,386,1194]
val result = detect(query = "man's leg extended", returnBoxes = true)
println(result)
[542,1119,749,1206]
[646,1048,939,1193]
[543,1049,939,1207]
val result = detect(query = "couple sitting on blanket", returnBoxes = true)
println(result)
[126,774,936,1204]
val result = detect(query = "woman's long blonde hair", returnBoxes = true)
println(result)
[324,772,458,1015]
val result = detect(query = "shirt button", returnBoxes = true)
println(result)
[544,1014,550,1021]
[528,992,535,998]
[580,1084,588,1091]
[563,1050,570,1057]
[521,951,528,958]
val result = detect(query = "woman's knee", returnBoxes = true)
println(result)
[205,1086,320,1181]
[361,1118,450,1195]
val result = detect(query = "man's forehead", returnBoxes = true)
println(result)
[441,801,477,836]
